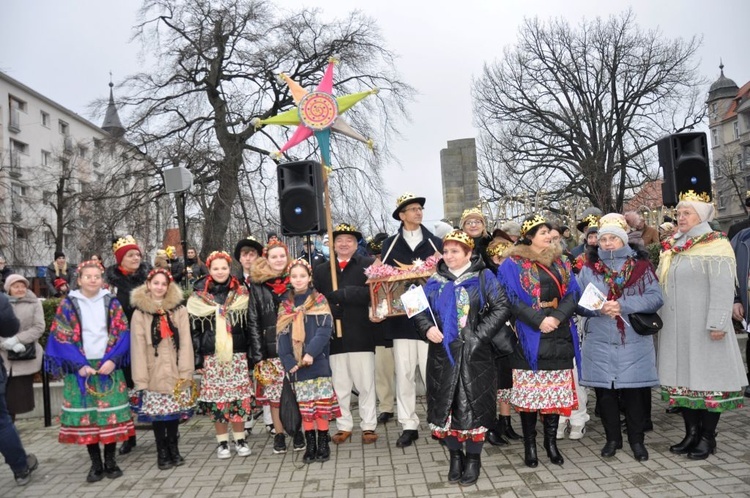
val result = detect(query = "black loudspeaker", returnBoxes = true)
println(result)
[277,160,326,236]
[657,132,711,207]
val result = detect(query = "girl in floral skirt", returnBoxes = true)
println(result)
[130,269,195,470]
[188,251,261,460]
[45,261,134,483]
[277,258,341,463]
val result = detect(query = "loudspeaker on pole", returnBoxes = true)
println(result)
[657,132,711,207]
[277,160,326,236]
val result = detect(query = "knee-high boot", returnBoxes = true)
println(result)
[86,444,104,483]
[542,414,565,465]
[519,411,538,468]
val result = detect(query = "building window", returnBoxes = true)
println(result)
[712,103,718,116]
[59,120,69,135]
[734,121,740,140]
[10,139,29,155]
[738,154,744,171]
[12,183,28,197]
[41,150,51,166]
[40,111,50,128]
[717,189,726,210]
[15,227,31,240]
[44,232,53,246]
[78,145,87,158]
[9,95,27,112]
[712,128,719,147]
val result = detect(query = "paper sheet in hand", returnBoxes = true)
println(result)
[400,284,430,318]
[579,283,607,310]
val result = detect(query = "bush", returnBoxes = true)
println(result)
[40,298,61,350]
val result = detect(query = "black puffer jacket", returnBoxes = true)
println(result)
[246,257,288,360]
[503,244,577,371]
[105,262,151,322]
[413,256,511,431]
[188,276,262,370]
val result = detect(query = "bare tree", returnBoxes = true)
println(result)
[117,0,412,257]
[473,9,706,213]
[713,143,749,216]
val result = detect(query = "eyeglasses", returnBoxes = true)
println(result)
[675,211,696,219]
[464,220,484,227]
[402,206,423,213]
[80,275,102,281]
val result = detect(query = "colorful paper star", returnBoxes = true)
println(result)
[252,58,377,166]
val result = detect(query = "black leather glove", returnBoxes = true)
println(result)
[330,304,344,320]
[326,289,347,305]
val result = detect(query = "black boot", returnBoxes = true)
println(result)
[86,444,104,483]
[542,414,564,465]
[485,418,509,446]
[167,436,185,466]
[103,443,123,479]
[447,449,464,483]
[459,453,481,486]
[669,409,700,455]
[316,430,330,462]
[687,433,717,460]
[502,415,522,440]
[303,430,317,464]
[519,411,538,468]
[118,435,136,455]
[156,437,173,470]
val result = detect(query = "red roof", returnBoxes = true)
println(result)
[625,180,664,212]
[724,80,750,120]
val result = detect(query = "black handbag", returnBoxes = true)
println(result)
[8,343,36,361]
[629,313,663,336]
[279,372,301,437]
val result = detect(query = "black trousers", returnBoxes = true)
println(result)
[595,386,650,444]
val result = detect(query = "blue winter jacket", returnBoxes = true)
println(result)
[576,244,663,389]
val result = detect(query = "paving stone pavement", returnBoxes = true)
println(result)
[2,390,750,498]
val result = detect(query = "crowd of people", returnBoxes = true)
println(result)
[0,187,748,489]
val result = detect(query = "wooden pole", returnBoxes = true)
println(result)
[322,162,343,338]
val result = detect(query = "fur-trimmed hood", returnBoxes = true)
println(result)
[505,243,564,267]
[130,281,184,314]
[249,257,284,285]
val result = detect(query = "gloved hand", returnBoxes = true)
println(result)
[330,304,344,320]
[326,289,347,305]
[12,342,27,354]
[1,336,20,350]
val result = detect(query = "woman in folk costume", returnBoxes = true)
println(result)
[188,251,261,460]
[45,261,134,482]
[576,214,663,462]
[413,230,511,486]
[248,239,297,453]
[658,190,746,459]
[497,215,581,468]
[130,269,194,470]
[277,258,340,464]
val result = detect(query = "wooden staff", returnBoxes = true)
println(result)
[322,162,342,338]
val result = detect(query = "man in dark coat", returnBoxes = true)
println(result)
[380,193,443,448]
[728,196,750,241]
[314,223,379,445]
[0,293,38,486]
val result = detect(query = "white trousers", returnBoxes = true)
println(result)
[330,352,377,432]
[375,345,396,413]
[560,361,590,426]
[393,339,429,431]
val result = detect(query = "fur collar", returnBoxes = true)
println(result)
[249,257,283,284]
[505,243,563,267]
[130,281,184,313]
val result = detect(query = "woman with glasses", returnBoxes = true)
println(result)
[658,191,746,460]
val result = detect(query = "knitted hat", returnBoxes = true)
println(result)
[597,213,629,246]
[54,278,69,291]
[54,251,65,260]
[112,235,141,265]
[459,207,485,229]
[3,274,28,293]
[433,221,454,239]
[500,221,521,238]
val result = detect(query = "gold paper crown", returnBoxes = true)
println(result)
[521,214,547,238]
[334,223,358,232]
[443,230,475,249]
[460,207,483,220]
[598,216,628,230]
[487,239,511,258]
[165,246,177,259]
[112,235,137,253]
[678,190,711,203]
[581,214,600,229]
[396,192,419,206]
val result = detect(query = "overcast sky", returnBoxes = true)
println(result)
[2,0,748,232]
